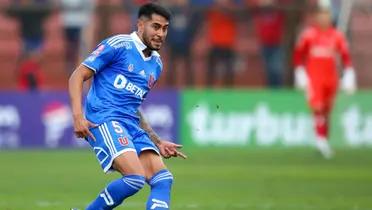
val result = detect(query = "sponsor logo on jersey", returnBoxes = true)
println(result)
[112,41,132,50]
[86,56,96,62]
[93,44,105,56]
[86,44,105,62]
[311,46,334,57]
[113,74,147,99]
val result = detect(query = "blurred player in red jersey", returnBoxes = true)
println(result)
[293,6,356,158]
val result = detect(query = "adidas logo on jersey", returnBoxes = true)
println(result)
[128,64,134,72]
[139,70,146,77]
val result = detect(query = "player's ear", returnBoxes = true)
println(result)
[137,18,145,34]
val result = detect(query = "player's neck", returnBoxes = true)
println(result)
[142,48,152,57]
[135,32,152,57]
[316,23,332,31]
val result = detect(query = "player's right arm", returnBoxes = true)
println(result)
[69,39,117,140]
[69,65,97,140]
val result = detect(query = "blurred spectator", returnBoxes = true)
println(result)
[206,0,238,87]
[59,0,95,72]
[7,0,52,53]
[252,0,285,88]
[17,50,44,91]
[166,0,198,87]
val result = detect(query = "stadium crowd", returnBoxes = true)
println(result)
[0,0,371,90]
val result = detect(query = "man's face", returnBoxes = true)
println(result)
[316,10,332,28]
[138,14,169,51]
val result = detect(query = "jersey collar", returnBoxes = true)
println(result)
[130,32,160,59]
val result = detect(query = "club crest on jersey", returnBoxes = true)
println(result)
[118,136,129,146]
[148,74,156,89]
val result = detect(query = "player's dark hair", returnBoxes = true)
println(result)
[138,3,171,21]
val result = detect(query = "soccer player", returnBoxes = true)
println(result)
[68,3,186,210]
[293,6,356,158]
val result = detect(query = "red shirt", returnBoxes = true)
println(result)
[17,59,44,90]
[253,10,284,46]
[207,8,237,48]
[293,26,352,82]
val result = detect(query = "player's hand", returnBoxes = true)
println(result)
[341,68,357,95]
[157,140,187,159]
[73,114,98,141]
[294,66,308,90]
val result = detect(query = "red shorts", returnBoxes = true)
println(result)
[306,80,337,112]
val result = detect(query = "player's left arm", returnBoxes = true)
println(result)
[137,110,187,159]
[293,29,310,90]
[337,31,357,94]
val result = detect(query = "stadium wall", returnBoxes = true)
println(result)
[0,90,371,149]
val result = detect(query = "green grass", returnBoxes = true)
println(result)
[1,147,372,210]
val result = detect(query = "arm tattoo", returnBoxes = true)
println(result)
[137,110,161,145]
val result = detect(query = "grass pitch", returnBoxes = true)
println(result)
[1,147,372,210]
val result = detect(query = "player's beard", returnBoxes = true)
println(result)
[142,31,161,51]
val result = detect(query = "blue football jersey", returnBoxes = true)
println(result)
[82,32,163,127]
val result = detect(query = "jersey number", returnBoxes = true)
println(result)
[112,121,123,133]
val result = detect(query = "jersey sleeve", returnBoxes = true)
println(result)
[150,56,163,89]
[336,31,353,68]
[155,56,163,72]
[82,42,117,73]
